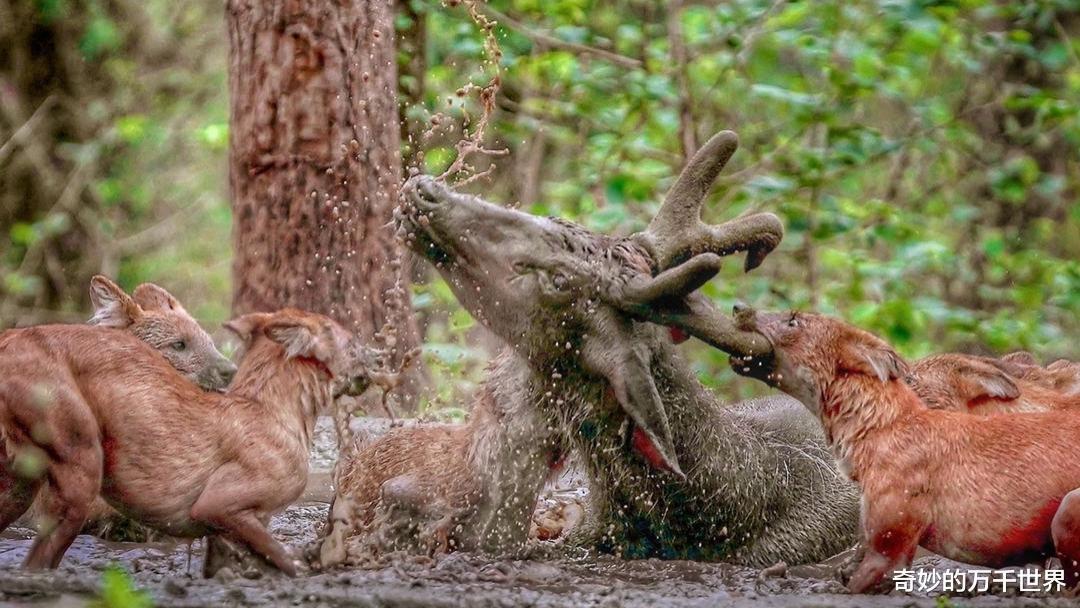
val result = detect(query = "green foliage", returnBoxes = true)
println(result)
[1,0,232,328]
[416,0,1080,399]
[3,0,1077,406]
[91,566,153,608]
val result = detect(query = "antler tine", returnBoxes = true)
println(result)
[634,130,785,272]
[604,267,774,360]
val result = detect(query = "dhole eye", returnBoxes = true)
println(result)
[172,340,187,351]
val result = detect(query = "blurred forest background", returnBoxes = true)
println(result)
[1,0,1078,409]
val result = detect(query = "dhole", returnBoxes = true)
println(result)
[907,353,1080,414]
[318,422,481,565]
[0,308,382,574]
[88,275,236,391]
[998,352,1080,395]
[22,276,236,536]
[317,394,502,566]
[732,306,1080,593]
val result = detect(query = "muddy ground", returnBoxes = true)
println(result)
[0,419,1072,608]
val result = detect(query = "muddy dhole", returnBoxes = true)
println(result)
[732,306,1080,593]
[0,308,385,574]
[19,276,236,538]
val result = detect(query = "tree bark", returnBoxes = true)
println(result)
[227,0,424,405]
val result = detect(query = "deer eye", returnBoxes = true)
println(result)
[787,315,799,328]
[172,340,187,351]
[551,273,569,291]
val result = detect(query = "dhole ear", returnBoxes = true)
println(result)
[223,312,274,347]
[1047,359,1074,372]
[839,335,908,383]
[132,283,186,314]
[88,275,143,328]
[1000,351,1038,367]
[955,362,1021,404]
[264,319,332,363]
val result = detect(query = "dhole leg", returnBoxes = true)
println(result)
[24,458,101,569]
[191,466,301,577]
[197,510,297,577]
[1052,488,1080,590]
[847,509,923,594]
[0,454,45,532]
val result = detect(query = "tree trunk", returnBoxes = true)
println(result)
[227,0,424,406]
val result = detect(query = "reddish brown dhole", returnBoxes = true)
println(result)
[907,353,1080,414]
[732,306,1080,594]
[0,308,380,574]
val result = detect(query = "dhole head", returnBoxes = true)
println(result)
[1045,359,1080,394]
[88,275,237,391]
[223,308,386,398]
[731,305,907,412]
[906,354,1021,411]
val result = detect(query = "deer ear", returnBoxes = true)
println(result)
[954,362,1021,404]
[264,319,332,364]
[132,283,186,314]
[581,321,684,478]
[223,312,274,347]
[839,334,907,383]
[88,275,143,328]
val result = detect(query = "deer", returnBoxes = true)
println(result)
[391,130,860,567]
[0,308,386,574]
[907,352,1080,414]
[729,307,1080,593]
[317,378,575,567]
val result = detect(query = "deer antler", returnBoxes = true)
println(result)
[632,131,784,272]
[605,271,773,360]
[601,129,782,360]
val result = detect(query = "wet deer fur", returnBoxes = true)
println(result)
[394,130,860,565]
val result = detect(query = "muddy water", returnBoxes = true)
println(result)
[0,419,1073,607]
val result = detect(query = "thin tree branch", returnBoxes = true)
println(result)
[480,5,643,69]
[0,95,57,166]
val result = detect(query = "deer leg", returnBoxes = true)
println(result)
[1052,488,1080,590]
[316,495,357,569]
[24,451,101,569]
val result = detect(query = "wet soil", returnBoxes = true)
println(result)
[0,419,1072,607]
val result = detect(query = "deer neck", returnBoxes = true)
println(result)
[549,336,777,512]
[460,349,561,552]
[229,342,332,449]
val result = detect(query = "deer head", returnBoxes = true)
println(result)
[397,131,780,477]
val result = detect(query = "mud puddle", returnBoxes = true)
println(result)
[1,419,1072,607]
[1,524,1074,608]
